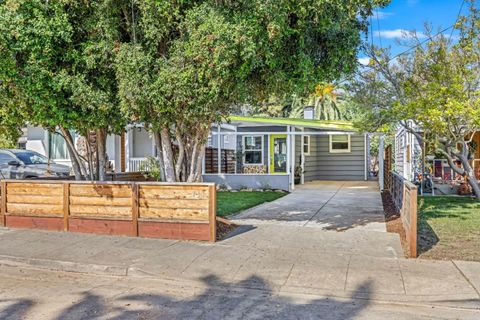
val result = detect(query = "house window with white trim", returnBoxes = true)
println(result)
[329,134,351,153]
[303,135,310,155]
[243,135,263,164]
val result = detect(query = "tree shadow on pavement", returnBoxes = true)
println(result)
[52,275,373,320]
[0,299,35,320]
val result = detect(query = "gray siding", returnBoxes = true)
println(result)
[296,134,366,181]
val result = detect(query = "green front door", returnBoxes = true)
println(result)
[270,135,287,173]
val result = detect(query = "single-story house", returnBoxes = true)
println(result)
[203,116,370,191]
[16,114,372,191]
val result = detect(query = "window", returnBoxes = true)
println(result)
[303,135,310,155]
[329,134,351,153]
[0,153,16,165]
[49,132,70,160]
[15,151,50,165]
[243,135,263,165]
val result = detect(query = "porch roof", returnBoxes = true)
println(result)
[227,116,356,131]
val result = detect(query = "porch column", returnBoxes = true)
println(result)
[286,126,293,191]
[291,127,295,190]
[125,129,131,172]
[301,128,305,184]
[379,135,385,191]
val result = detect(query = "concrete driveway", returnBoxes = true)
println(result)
[230,181,387,232]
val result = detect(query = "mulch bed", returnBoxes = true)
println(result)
[216,217,238,241]
[381,191,410,257]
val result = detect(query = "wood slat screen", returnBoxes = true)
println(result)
[0,180,216,242]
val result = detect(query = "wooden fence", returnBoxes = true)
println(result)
[401,181,418,258]
[0,180,216,242]
[388,172,418,258]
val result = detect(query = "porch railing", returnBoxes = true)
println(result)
[129,157,149,172]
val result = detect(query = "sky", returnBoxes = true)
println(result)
[359,0,468,64]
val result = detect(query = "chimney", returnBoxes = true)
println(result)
[303,106,315,120]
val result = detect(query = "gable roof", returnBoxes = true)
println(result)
[227,116,356,131]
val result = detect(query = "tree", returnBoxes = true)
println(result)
[115,0,389,182]
[349,3,480,198]
[0,0,125,180]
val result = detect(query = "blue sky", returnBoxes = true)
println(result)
[359,0,467,63]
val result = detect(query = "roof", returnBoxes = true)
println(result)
[227,116,356,131]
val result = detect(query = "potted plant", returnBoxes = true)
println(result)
[294,165,303,184]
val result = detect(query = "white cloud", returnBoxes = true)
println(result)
[375,29,427,39]
[358,57,370,66]
[375,11,393,20]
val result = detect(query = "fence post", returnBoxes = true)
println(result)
[1,181,6,227]
[208,184,216,242]
[132,183,139,237]
[63,182,70,231]
[410,185,418,258]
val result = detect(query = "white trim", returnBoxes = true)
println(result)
[303,135,311,156]
[329,134,351,153]
[291,128,295,190]
[300,128,305,185]
[242,135,264,165]
[267,134,271,173]
[364,133,368,181]
[379,135,384,190]
[212,131,356,136]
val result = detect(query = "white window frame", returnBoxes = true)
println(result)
[303,135,310,156]
[329,134,351,153]
[242,135,264,165]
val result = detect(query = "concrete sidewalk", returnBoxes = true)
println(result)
[0,227,479,311]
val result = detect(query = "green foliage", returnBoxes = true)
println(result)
[141,156,162,181]
[0,0,125,134]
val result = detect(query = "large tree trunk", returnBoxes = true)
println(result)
[175,127,185,182]
[152,131,166,181]
[440,146,480,200]
[457,154,480,200]
[96,128,107,181]
[160,127,176,182]
[59,127,86,180]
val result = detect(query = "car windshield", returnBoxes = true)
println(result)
[15,151,50,165]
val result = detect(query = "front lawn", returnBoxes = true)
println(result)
[418,196,480,261]
[216,191,286,217]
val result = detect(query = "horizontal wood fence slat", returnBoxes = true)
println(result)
[0,180,216,242]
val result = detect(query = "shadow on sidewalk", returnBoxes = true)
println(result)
[53,276,373,320]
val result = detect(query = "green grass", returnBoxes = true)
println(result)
[418,196,480,261]
[216,191,286,217]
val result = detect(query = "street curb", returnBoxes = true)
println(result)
[0,255,128,277]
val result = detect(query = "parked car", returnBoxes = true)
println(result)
[0,149,71,179]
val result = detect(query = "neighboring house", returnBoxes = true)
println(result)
[394,124,422,182]
[394,124,480,182]
[17,111,371,191]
